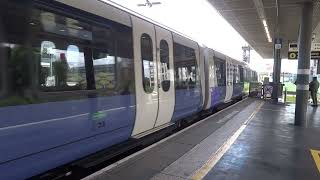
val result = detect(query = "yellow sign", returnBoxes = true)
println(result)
[288,52,298,60]
[310,149,320,173]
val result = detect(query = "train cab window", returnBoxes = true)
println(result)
[173,43,198,89]
[214,59,226,87]
[141,34,155,93]
[160,40,170,92]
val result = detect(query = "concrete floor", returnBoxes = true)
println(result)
[204,102,320,180]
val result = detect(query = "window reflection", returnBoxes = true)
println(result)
[214,59,226,86]
[233,65,240,84]
[40,43,87,91]
[174,43,198,90]
[160,40,170,92]
[141,34,155,93]
[93,50,116,90]
[239,66,244,82]
[0,2,135,106]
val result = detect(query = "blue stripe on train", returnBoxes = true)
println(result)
[0,95,135,179]
[210,86,226,107]
[172,88,202,121]
[232,83,244,98]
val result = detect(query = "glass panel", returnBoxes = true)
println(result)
[228,64,232,85]
[239,66,244,82]
[174,43,198,89]
[214,59,226,86]
[39,43,87,91]
[233,65,239,84]
[141,34,154,93]
[0,2,135,106]
[93,50,116,90]
[160,40,170,92]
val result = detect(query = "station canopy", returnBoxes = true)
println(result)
[208,0,320,59]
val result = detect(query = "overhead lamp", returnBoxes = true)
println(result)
[262,19,272,43]
[262,19,267,27]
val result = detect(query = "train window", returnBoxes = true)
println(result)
[233,65,237,84]
[39,43,87,91]
[160,40,170,92]
[173,43,198,90]
[91,25,116,92]
[248,70,252,81]
[0,2,135,106]
[239,66,244,82]
[214,59,226,87]
[141,34,155,93]
[253,72,258,81]
[115,30,135,95]
[228,64,232,85]
[233,65,240,83]
[93,49,116,90]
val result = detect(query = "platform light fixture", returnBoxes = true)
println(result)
[262,19,272,43]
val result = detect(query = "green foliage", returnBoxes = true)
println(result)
[284,82,296,92]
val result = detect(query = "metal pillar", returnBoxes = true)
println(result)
[272,42,282,103]
[295,2,314,126]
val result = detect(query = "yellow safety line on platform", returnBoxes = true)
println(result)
[310,149,320,174]
[191,101,264,180]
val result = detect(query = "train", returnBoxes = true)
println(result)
[0,0,258,179]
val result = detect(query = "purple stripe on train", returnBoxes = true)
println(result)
[172,88,202,121]
[211,86,226,107]
[0,95,135,179]
[233,83,244,98]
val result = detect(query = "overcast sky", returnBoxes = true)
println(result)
[106,0,298,73]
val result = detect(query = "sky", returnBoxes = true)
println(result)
[105,0,297,73]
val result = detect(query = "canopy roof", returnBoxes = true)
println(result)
[208,0,320,58]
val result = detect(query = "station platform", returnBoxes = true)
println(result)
[83,98,320,180]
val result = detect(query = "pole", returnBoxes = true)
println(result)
[295,2,314,126]
[272,43,282,103]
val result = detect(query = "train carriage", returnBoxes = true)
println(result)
[0,0,258,179]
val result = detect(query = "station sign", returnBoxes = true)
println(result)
[288,42,320,60]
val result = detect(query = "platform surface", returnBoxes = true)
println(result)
[203,102,320,180]
[83,98,320,180]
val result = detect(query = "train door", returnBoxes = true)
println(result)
[153,26,175,127]
[131,17,158,135]
[225,59,233,102]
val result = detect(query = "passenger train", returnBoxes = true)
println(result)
[0,0,258,179]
